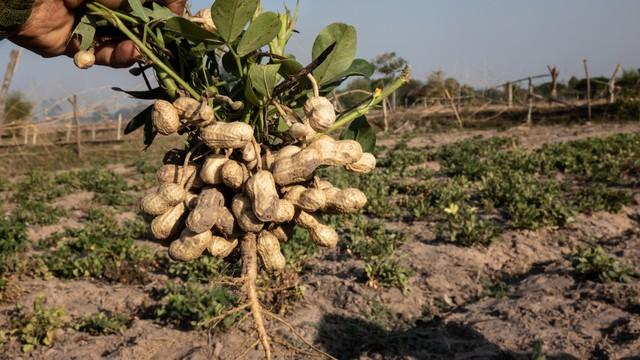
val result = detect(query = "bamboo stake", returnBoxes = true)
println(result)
[527,77,534,126]
[444,88,463,129]
[607,64,622,104]
[583,59,592,122]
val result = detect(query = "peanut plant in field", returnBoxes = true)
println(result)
[72,0,409,357]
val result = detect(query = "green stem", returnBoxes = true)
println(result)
[326,67,411,133]
[87,3,201,100]
[229,47,244,77]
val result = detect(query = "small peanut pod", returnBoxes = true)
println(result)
[272,147,323,186]
[157,183,187,206]
[157,164,198,184]
[74,50,95,69]
[169,229,213,262]
[271,225,292,243]
[214,207,236,238]
[242,142,257,163]
[151,203,188,241]
[201,122,254,149]
[284,186,326,213]
[295,211,339,248]
[208,236,238,258]
[308,135,363,166]
[245,171,280,222]
[304,97,336,132]
[231,194,264,233]
[257,231,286,273]
[141,191,172,216]
[185,188,225,233]
[324,188,368,214]
[221,160,248,190]
[345,153,377,174]
[200,155,228,185]
[273,199,295,223]
[289,122,316,143]
[173,97,214,126]
[152,100,181,136]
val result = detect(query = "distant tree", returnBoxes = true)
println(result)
[4,91,33,123]
[372,52,407,80]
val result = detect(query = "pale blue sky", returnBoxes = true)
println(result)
[1,0,639,114]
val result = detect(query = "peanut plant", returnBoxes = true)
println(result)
[72,0,409,357]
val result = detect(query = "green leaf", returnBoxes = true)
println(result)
[331,58,375,81]
[237,12,282,57]
[127,0,149,22]
[244,77,263,107]
[340,116,376,152]
[211,0,259,44]
[73,16,96,51]
[248,63,281,99]
[124,105,152,135]
[150,3,175,20]
[164,17,223,45]
[312,23,357,85]
[278,56,304,78]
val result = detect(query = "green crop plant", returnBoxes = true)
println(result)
[572,245,638,283]
[76,312,130,336]
[7,295,68,353]
[437,203,498,247]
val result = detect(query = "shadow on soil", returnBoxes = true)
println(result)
[316,313,578,360]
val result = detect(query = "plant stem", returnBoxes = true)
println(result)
[326,66,411,134]
[86,3,201,100]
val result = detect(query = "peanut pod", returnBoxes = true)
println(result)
[245,171,281,222]
[151,203,188,240]
[345,153,377,174]
[304,97,336,132]
[169,229,213,262]
[257,231,286,273]
[201,122,254,149]
[208,236,238,258]
[185,188,225,233]
[200,155,228,185]
[231,194,264,233]
[152,100,181,136]
[295,211,339,248]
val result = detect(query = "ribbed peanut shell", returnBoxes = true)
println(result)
[314,179,334,190]
[295,211,339,248]
[242,142,257,163]
[152,100,181,136]
[186,188,225,233]
[141,192,172,216]
[245,171,280,222]
[289,122,316,141]
[325,188,368,214]
[273,145,301,163]
[257,231,286,273]
[271,226,290,243]
[272,148,323,186]
[169,229,213,262]
[345,153,377,174]
[200,155,227,185]
[173,97,201,117]
[273,199,295,223]
[221,160,247,190]
[74,50,95,69]
[158,183,187,206]
[304,97,336,132]
[298,188,327,213]
[283,185,306,203]
[151,203,188,240]
[214,207,236,237]
[157,164,198,184]
[201,122,254,149]
[231,194,264,233]
[208,236,238,258]
[307,136,363,166]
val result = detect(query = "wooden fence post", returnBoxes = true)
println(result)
[547,65,559,100]
[583,59,592,122]
[506,81,513,108]
[23,125,28,145]
[117,114,122,141]
[527,77,534,126]
[92,124,96,141]
[607,64,622,104]
[66,123,71,142]
[32,126,37,145]
[69,95,82,156]
[444,88,463,129]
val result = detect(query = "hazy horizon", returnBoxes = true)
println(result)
[0,0,638,115]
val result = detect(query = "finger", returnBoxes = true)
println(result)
[94,40,139,68]
[162,0,187,15]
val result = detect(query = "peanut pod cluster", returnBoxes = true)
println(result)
[141,97,377,273]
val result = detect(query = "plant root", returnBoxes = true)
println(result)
[241,233,272,360]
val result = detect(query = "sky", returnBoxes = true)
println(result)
[1,0,639,115]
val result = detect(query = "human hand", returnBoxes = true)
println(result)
[8,0,186,68]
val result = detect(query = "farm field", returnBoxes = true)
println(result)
[1,120,640,359]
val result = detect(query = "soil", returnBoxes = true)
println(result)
[1,122,639,360]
